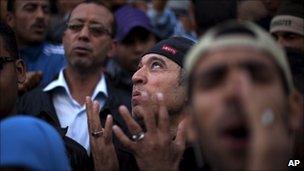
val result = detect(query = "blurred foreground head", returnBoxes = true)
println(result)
[0,116,70,170]
[185,21,302,170]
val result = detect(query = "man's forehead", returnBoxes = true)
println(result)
[16,0,49,7]
[141,53,176,65]
[195,47,274,70]
[70,3,113,24]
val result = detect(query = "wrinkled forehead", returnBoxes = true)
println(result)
[15,0,50,8]
[69,3,113,27]
[193,46,276,72]
[140,53,180,68]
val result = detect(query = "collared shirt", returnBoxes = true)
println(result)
[44,69,107,153]
[20,43,67,87]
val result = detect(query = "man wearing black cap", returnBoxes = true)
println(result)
[110,36,196,170]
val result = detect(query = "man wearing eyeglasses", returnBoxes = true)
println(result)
[17,1,128,169]
[0,21,26,120]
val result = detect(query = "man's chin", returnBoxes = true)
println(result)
[29,33,46,42]
[208,154,247,171]
[70,60,95,71]
[27,37,45,45]
[211,147,247,171]
[132,107,147,131]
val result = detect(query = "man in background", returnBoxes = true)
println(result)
[106,5,158,109]
[270,0,304,53]
[6,0,66,91]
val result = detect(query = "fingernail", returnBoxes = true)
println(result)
[112,125,118,130]
[85,96,90,102]
[119,105,125,111]
[261,108,274,126]
[93,100,99,106]
[156,92,164,101]
[142,91,148,100]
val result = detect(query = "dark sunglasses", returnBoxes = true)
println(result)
[0,56,15,70]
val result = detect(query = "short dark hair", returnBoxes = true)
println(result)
[66,0,116,38]
[6,0,14,12]
[0,21,19,59]
[7,0,53,13]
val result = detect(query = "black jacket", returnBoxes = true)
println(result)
[105,58,132,111]
[16,74,129,171]
[16,73,199,171]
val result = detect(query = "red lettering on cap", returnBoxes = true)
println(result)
[162,45,177,55]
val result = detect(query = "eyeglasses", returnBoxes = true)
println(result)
[0,56,15,70]
[67,22,112,37]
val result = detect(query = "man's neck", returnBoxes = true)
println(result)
[17,39,42,49]
[64,66,103,105]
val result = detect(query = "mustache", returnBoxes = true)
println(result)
[31,21,46,28]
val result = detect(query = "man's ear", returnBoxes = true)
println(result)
[107,40,117,58]
[6,12,15,28]
[288,90,303,132]
[15,59,26,84]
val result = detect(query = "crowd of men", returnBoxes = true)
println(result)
[0,0,303,171]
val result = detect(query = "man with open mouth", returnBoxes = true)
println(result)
[184,21,303,170]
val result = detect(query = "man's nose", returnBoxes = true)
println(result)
[78,25,90,41]
[36,7,45,19]
[132,67,147,85]
[224,69,252,100]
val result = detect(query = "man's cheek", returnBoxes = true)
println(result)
[253,87,285,113]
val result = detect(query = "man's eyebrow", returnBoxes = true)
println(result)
[146,56,166,65]
[89,21,104,25]
[22,2,37,8]
[69,18,85,23]
[68,19,106,26]
[42,4,50,8]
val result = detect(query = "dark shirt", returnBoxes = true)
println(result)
[105,58,132,110]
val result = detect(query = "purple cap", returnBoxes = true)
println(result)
[115,5,153,42]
